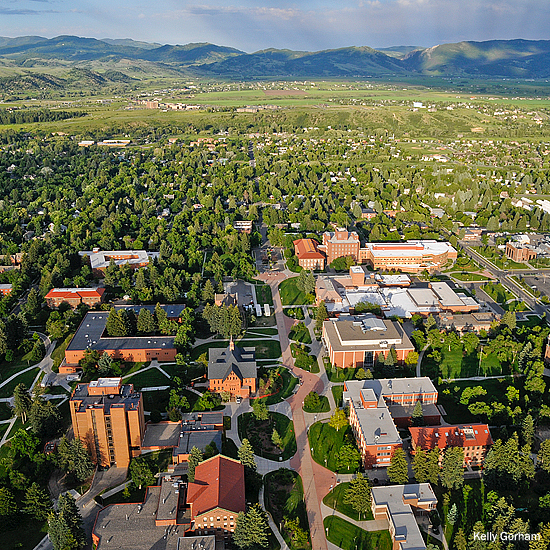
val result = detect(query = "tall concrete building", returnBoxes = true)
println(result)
[70,377,145,467]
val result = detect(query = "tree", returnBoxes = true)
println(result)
[343,473,371,520]
[315,301,328,331]
[252,399,269,421]
[412,449,429,483]
[387,448,409,484]
[137,308,156,334]
[202,279,215,302]
[129,457,155,489]
[440,447,464,490]
[538,439,550,472]
[303,391,321,411]
[29,397,61,438]
[329,409,348,432]
[425,314,437,331]
[355,368,367,380]
[24,482,52,521]
[48,493,85,550]
[0,487,17,518]
[24,288,42,319]
[238,439,257,471]
[187,446,203,483]
[13,382,31,423]
[105,307,119,336]
[233,504,269,549]
[447,503,458,526]
[29,338,46,363]
[336,444,361,472]
[501,310,516,331]
[405,351,419,369]
[426,449,440,484]
[272,429,284,450]
[97,351,113,376]
[411,400,424,426]
[522,414,534,449]
[71,438,94,483]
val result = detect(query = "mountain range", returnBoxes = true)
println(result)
[2,35,550,81]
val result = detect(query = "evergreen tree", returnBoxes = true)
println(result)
[0,487,17,518]
[304,271,316,294]
[329,409,348,432]
[538,439,550,472]
[72,438,95,482]
[29,338,46,363]
[426,448,440,485]
[315,301,328,331]
[425,314,437,331]
[97,352,113,376]
[24,288,43,319]
[343,472,371,520]
[411,400,424,426]
[252,399,269,421]
[137,308,156,334]
[440,447,464,490]
[272,429,284,450]
[233,504,269,549]
[387,448,409,484]
[202,279,215,302]
[238,439,257,471]
[24,482,52,521]
[355,368,367,380]
[105,308,118,336]
[412,449,429,483]
[29,397,61,438]
[187,446,203,483]
[13,383,31,423]
[447,503,458,526]
[501,310,517,331]
[522,414,534,449]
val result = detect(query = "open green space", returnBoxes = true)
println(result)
[0,402,13,421]
[259,367,299,406]
[190,339,281,361]
[289,322,312,344]
[142,388,171,415]
[323,482,374,521]
[308,421,360,473]
[254,284,274,306]
[472,247,528,270]
[303,394,330,413]
[244,327,279,336]
[290,343,319,373]
[126,367,170,389]
[451,272,491,282]
[238,411,297,461]
[51,332,74,370]
[0,367,40,399]
[323,516,392,550]
[279,278,314,306]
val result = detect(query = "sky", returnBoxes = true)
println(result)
[0,0,549,52]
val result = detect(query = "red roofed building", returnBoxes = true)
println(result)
[410,424,493,466]
[187,455,246,539]
[45,287,106,309]
[293,238,326,270]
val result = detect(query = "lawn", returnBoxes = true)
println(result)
[326,364,361,383]
[323,482,374,521]
[308,421,360,474]
[190,339,281,361]
[0,367,40,399]
[323,516,392,550]
[126,368,170,389]
[51,333,74,370]
[289,322,312,344]
[472,247,527,270]
[451,272,491,282]
[255,284,274,306]
[331,385,344,408]
[279,278,313,306]
[1,518,48,550]
[142,388,171,414]
[0,402,13,421]
[238,411,297,461]
[244,328,279,337]
[303,394,330,413]
[100,484,146,507]
[421,345,504,380]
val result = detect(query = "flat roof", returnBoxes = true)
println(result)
[345,378,437,399]
[430,282,464,307]
[354,406,401,446]
[142,422,181,449]
[70,383,141,413]
[364,240,455,258]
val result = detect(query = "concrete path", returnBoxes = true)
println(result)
[416,345,429,377]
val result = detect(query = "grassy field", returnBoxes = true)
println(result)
[190,339,281,361]
[279,279,313,306]
[238,411,297,461]
[303,394,330,413]
[126,367,170,389]
[324,516,392,550]
[284,307,305,319]
[51,333,74,370]
[254,284,274,306]
[289,323,312,344]
[451,272,492,282]
[308,422,359,473]
[323,482,374,521]
[0,367,40,399]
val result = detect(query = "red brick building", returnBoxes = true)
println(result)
[410,424,493,466]
[208,341,257,398]
[506,241,536,263]
[0,284,12,296]
[322,314,415,370]
[322,228,361,265]
[45,287,106,309]
[293,238,326,270]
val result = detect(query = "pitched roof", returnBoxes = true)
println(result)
[186,455,245,518]
[208,345,256,381]
[293,238,325,259]
[45,287,105,299]
[410,424,493,451]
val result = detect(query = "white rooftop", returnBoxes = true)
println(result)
[89,377,122,388]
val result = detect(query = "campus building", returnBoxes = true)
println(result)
[80,248,160,277]
[0,283,12,296]
[322,314,415,369]
[45,287,106,309]
[70,377,145,468]
[321,228,361,265]
[371,483,437,550]
[436,311,500,333]
[343,378,440,468]
[315,266,478,317]
[409,424,493,466]
[293,238,326,270]
[208,340,257,398]
[506,240,537,263]
[61,305,185,373]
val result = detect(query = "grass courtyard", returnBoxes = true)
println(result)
[323,482,374,521]
[323,516,392,550]
[308,421,360,474]
[279,278,314,306]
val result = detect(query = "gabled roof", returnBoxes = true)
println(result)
[186,455,245,518]
[45,287,105,299]
[208,344,256,381]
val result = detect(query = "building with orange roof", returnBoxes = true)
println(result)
[322,228,361,265]
[409,424,493,466]
[293,238,326,270]
[187,455,246,538]
[0,284,12,296]
[45,287,106,309]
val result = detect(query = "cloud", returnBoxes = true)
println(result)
[0,7,58,14]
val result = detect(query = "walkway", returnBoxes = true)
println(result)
[259,485,291,550]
